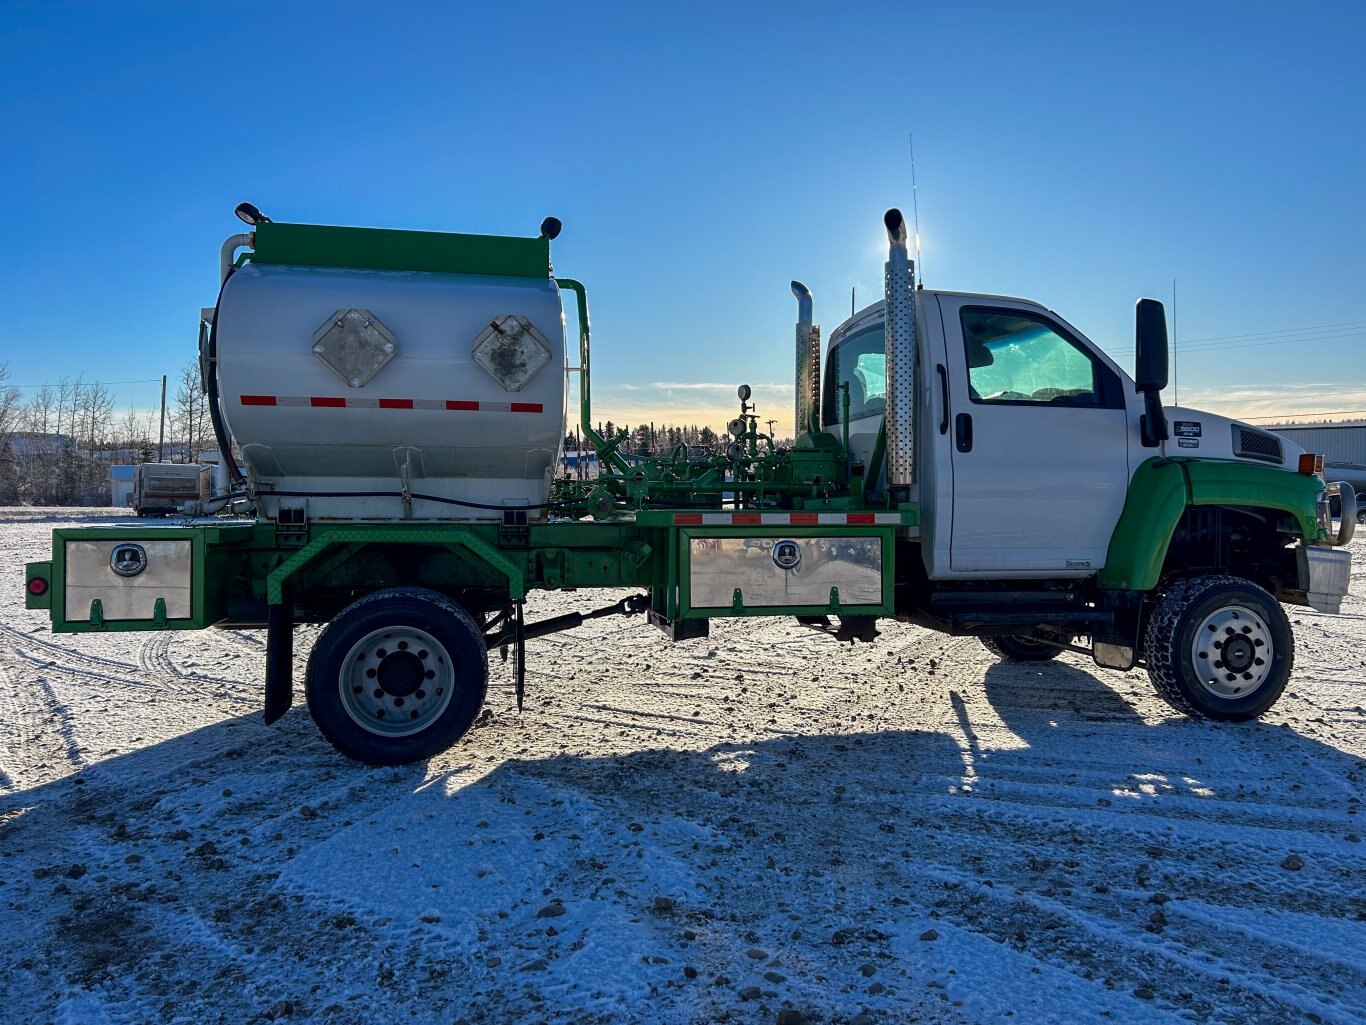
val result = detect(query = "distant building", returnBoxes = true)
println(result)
[1267,421,1366,466]
[110,465,136,507]
[561,449,599,475]
[3,432,74,455]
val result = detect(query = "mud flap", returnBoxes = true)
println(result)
[264,586,294,724]
[1093,590,1143,671]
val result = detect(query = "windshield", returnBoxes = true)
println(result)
[822,325,887,424]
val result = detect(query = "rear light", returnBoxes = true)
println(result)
[27,576,48,596]
[1299,453,1324,475]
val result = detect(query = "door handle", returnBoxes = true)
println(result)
[955,412,973,453]
[936,364,949,434]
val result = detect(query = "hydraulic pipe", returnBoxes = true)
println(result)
[556,278,631,475]
[883,208,918,500]
[220,232,254,284]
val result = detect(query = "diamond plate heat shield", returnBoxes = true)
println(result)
[312,309,398,388]
[472,315,552,392]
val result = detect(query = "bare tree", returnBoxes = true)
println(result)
[173,360,210,462]
[0,364,20,502]
[113,404,154,465]
[0,363,19,446]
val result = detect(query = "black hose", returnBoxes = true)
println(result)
[206,268,247,486]
[264,489,575,513]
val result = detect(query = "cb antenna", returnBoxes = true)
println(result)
[908,132,923,286]
[1172,277,1179,406]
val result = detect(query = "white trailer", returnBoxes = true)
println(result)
[133,463,213,517]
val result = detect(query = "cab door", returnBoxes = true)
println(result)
[937,295,1131,576]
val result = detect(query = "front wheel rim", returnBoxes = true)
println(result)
[339,626,457,737]
[1189,604,1273,699]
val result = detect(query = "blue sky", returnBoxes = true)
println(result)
[2,1,1363,430]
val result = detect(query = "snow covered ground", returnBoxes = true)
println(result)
[2,508,1363,1025]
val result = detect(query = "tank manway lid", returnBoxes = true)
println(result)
[249,222,551,279]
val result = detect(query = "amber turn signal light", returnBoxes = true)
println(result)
[1298,453,1324,475]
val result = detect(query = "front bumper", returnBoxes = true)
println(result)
[1316,481,1357,545]
[1296,545,1353,614]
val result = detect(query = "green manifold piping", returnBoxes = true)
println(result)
[556,278,631,475]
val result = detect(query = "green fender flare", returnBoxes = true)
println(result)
[1099,457,1324,591]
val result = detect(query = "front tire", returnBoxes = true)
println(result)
[305,588,489,765]
[980,634,1061,662]
[1143,574,1292,721]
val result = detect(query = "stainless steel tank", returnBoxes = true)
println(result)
[214,258,566,521]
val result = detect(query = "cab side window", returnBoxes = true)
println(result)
[960,308,1122,409]
[822,325,887,426]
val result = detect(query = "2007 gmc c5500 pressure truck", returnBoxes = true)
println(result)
[25,203,1356,764]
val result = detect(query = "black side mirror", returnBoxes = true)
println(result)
[1134,298,1169,446]
[1135,298,1169,391]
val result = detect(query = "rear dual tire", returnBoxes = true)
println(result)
[979,634,1061,662]
[305,588,489,765]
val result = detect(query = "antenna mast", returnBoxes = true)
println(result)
[908,132,923,285]
[1172,278,1179,406]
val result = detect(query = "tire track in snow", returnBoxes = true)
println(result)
[0,655,85,789]
[0,619,142,673]
[136,632,257,708]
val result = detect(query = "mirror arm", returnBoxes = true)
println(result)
[1141,388,1169,446]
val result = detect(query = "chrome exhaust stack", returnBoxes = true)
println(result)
[883,208,917,498]
[792,281,821,438]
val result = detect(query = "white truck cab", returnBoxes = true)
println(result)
[822,290,1307,582]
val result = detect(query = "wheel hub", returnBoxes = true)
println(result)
[1190,604,1272,700]
[1221,635,1255,673]
[339,626,456,737]
[376,650,424,697]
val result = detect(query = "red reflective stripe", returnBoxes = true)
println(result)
[732,513,761,525]
[243,396,545,411]
[674,513,703,525]
[846,513,876,524]
[790,513,818,525]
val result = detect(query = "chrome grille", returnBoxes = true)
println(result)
[1233,425,1284,464]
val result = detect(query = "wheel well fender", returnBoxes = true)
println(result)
[1100,458,1323,591]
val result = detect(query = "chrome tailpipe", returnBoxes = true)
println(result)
[792,281,821,438]
[883,208,917,497]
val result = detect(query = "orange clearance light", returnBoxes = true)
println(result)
[1298,453,1324,475]
[27,576,48,596]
